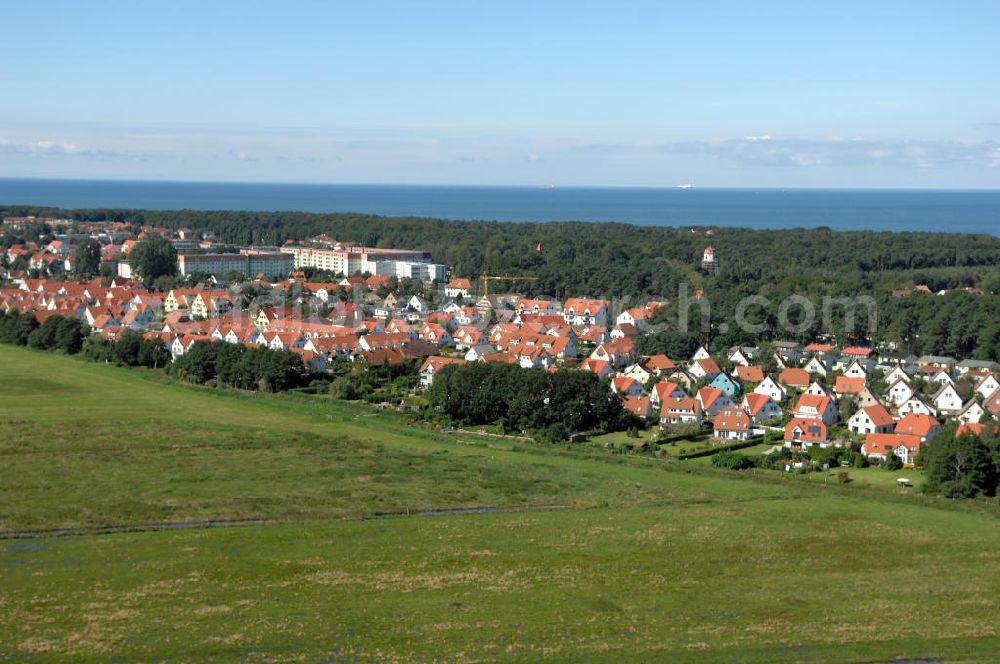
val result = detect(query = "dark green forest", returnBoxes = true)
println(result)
[4,205,1000,359]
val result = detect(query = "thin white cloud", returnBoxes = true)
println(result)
[0,137,164,159]
[573,137,1000,169]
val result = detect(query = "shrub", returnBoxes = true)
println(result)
[884,452,903,471]
[712,451,754,470]
[329,377,358,400]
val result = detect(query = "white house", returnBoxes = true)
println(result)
[562,298,609,326]
[659,397,702,427]
[754,376,788,403]
[791,394,838,426]
[805,381,831,398]
[621,362,654,385]
[976,375,1000,400]
[464,344,495,362]
[444,278,473,299]
[804,356,830,377]
[727,346,760,367]
[884,365,914,386]
[848,404,896,435]
[929,369,955,387]
[843,361,868,379]
[885,379,916,407]
[407,295,431,313]
[691,346,712,362]
[898,397,937,418]
[931,384,964,415]
[714,408,751,441]
[957,399,986,425]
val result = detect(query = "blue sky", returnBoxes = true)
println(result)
[2,0,999,187]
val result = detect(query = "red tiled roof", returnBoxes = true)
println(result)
[714,407,750,432]
[779,367,810,386]
[734,365,765,383]
[834,375,866,394]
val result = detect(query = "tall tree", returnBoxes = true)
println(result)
[71,238,102,277]
[128,235,178,282]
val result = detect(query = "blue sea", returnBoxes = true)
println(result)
[1,178,998,235]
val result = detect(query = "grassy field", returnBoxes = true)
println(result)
[0,347,802,533]
[4,345,1000,661]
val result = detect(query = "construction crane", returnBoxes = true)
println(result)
[480,273,538,298]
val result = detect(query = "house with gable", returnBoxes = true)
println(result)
[803,355,830,377]
[842,360,869,379]
[689,357,722,380]
[691,346,712,362]
[659,397,702,427]
[710,372,741,398]
[957,399,986,425]
[714,408,751,441]
[805,380,831,398]
[621,362,653,385]
[611,376,647,398]
[884,365,915,386]
[854,386,884,410]
[848,404,895,435]
[696,386,734,418]
[581,357,613,379]
[898,396,937,418]
[885,378,916,407]
[463,344,495,363]
[727,346,761,367]
[733,364,765,385]
[741,392,783,424]
[894,412,941,443]
[790,393,838,426]
[784,418,829,448]
[444,278,473,299]
[976,374,1000,400]
[562,297,610,326]
[863,433,924,466]
[650,380,686,407]
[754,376,788,403]
[929,369,955,388]
[931,383,964,415]
[621,395,653,419]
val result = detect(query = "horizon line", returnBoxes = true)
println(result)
[1,175,1000,194]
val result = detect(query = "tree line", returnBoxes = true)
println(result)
[0,310,308,392]
[426,362,639,441]
[168,340,309,392]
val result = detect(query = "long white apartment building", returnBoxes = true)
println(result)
[280,242,445,282]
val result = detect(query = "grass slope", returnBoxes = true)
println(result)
[0,346,788,532]
[3,346,1000,661]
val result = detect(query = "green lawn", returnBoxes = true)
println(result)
[0,346,793,532]
[790,464,927,491]
[4,345,1000,661]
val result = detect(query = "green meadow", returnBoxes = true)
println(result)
[3,345,1000,662]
